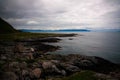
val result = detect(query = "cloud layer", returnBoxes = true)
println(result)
[0,0,120,30]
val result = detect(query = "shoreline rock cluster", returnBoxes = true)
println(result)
[0,37,120,80]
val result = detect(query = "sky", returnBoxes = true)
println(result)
[0,0,120,30]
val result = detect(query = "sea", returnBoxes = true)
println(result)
[22,30,120,63]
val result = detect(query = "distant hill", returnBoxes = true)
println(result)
[20,29,91,33]
[0,18,17,34]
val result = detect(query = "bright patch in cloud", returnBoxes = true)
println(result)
[27,21,39,24]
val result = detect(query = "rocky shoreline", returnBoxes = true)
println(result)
[0,37,120,80]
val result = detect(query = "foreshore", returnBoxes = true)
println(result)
[0,33,120,80]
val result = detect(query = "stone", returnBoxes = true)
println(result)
[80,60,94,67]
[20,62,27,69]
[94,73,118,80]
[30,47,35,52]
[42,61,61,73]
[42,61,53,69]
[22,70,29,76]
[74,59,94,68]
[31,68,41,78]
[32,62,40,69]
[14,43,25,53]
[60,63,80,73]
[1,55,7,60]
[9,62,19,69]
[61,70,66,76]
[3,72,18,80]
[25,53,34,59]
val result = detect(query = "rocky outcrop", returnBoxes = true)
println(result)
[0,38,120,80]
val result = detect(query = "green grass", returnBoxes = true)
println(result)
[0,32,67,41]
[0,18,17,34]
[54,71,97,80]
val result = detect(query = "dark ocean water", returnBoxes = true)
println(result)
[47,32,120,63]
[21,29,120,63]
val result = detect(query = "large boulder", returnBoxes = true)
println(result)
[42,61,61,74]
[60,63,80,74]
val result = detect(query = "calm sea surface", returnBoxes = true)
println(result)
[47,32,120,63]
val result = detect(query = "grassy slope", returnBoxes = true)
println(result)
[62,71,97,80]
[0,32,69,41]
[0,18,17,34]
[53,71,97,80]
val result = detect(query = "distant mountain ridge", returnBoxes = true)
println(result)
[20,29,91,32]
[20,29,120,33]
[0,18,17,33]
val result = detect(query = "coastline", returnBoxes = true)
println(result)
[0,33,120,80]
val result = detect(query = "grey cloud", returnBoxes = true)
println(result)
[0,0,120,29]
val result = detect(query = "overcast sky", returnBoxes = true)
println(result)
[0,0,120,30]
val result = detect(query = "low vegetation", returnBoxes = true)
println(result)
[63,71,97,80]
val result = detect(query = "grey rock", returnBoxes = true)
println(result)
[60,63,80,73]
[22,70,29,76]
[42,61,61,73]
[31,68,42,78]
[2,72,18,80]
[20,62,27,69]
